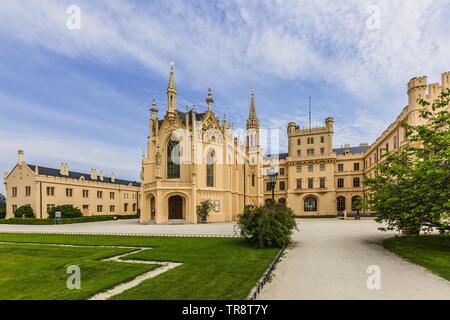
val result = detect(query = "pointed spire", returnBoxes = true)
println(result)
[167,62,176,94]
[205,88,214,111]
[246,88,259,130]
[167,62,177,112]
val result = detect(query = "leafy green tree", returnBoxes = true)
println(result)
[14,205,35,218]
[365,88,450,234]
[237,202,297,248]
[0,193,6,219]
[48,205,82,218]
[196,200,215,223]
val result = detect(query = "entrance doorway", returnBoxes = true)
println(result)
[168,195,183,219]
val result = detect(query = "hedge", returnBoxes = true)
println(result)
[0,214,138,225]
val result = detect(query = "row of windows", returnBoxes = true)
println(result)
[272,162,361,176]
[265,195,362,213]
[10,186,137,199]
[296,147,326,157]
[297,136,325,145]
[42,187,136,200]
[46,203,137,213]
[337,178,361,188]
[337,163,360,172]
[265,177,361,191]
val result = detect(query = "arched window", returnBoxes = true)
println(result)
[167,138,180,179]
[304,196,317,212]
[206,150,214,187]
[337,196,346,212]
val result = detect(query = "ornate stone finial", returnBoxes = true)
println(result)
[192,104,196,113]
[205,88,214,111]
[150,99,158,112]
[246,88,259,130]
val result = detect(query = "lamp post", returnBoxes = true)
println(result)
[267,166,278,201]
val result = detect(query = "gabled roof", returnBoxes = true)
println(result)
[27,165,140,187]
[333,146,370,155]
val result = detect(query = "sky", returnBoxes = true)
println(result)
[1,0,450,194]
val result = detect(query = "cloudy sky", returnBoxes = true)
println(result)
[1,0,450,193]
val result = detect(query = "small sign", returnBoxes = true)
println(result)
[55,211,62,218]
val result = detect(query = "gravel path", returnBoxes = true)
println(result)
[258,218,450,300]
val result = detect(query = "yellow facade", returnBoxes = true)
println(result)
[3,152,140,219]
[4,68,449,222]
[139,65,264,224]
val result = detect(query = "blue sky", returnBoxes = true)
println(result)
[1,0,450,194]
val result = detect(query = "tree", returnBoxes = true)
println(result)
[14,205,35,218]
[48,205,82,218]
[0,193,6,219]
[196,200,215,223]
[365,88,450,234]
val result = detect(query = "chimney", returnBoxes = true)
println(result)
[90,169,97,180]
[18,150,24,164]
[111,172,115,183]
[34,166,39,175]
[99,170,104,181]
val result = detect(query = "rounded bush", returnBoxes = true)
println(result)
[48,205,82,218]
[237,201,297,248]
[14,205,35,218]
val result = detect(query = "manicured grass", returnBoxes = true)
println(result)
[383,235,450,282]
[0,243,158,300]
[0,233,279,300]
[0,215,138,225]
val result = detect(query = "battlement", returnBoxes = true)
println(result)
[407,76,427,93]
[288,117,333,136]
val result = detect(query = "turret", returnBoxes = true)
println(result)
[287,122,296,135]
[325,117,334,131]
[442,71,450,89]
[407,76,427,107]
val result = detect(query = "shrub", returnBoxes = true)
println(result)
[14,205,35,218]
[237,201,297,248]
[48,205,82,218]
[197,200,215,223]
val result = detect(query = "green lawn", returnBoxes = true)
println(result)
[0,233,279,300]
[383,235,450,282]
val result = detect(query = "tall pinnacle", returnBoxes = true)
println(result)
[246,88,259,129]
[167,61,176,94]
[205,88,214,111]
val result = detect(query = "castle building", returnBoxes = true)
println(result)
[139,64,264,224]
[263,71,450,216]
[3,67,449,222]
[3,152,140,219]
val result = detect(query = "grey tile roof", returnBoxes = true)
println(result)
[265,153,288,160]
[333,146,370,155]
[27,165,140,187]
